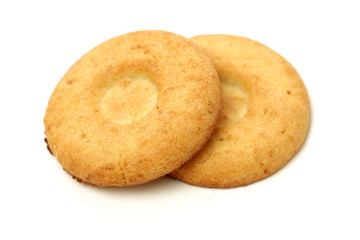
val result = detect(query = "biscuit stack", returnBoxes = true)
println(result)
[44,30,310,188]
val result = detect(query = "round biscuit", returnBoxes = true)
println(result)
[170,35,310,188]
[44,30,221,187]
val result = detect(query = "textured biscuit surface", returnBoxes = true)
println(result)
[170,35,310,188]
[44,30,221,186]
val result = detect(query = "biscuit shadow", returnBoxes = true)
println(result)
[88,175,184,196]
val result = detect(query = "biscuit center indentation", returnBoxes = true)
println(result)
[101,75,158,125]
[218,80,249,127]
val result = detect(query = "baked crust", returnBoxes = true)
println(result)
[170,35,310,188]
[44,30,221,186]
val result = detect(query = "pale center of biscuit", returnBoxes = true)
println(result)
[218,80,249,127]
[101,75,158,125]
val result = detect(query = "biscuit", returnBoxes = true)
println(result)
[170,35,310,188]
[44,30,221,187]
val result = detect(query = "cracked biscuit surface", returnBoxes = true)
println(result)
[44,30,221,186]
[170,35,310,188]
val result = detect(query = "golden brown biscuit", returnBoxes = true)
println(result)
[44,30,221,187]
[170,35,310,188]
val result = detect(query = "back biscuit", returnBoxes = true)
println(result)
[170,35,310,188]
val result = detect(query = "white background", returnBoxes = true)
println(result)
[1,0,359,239]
